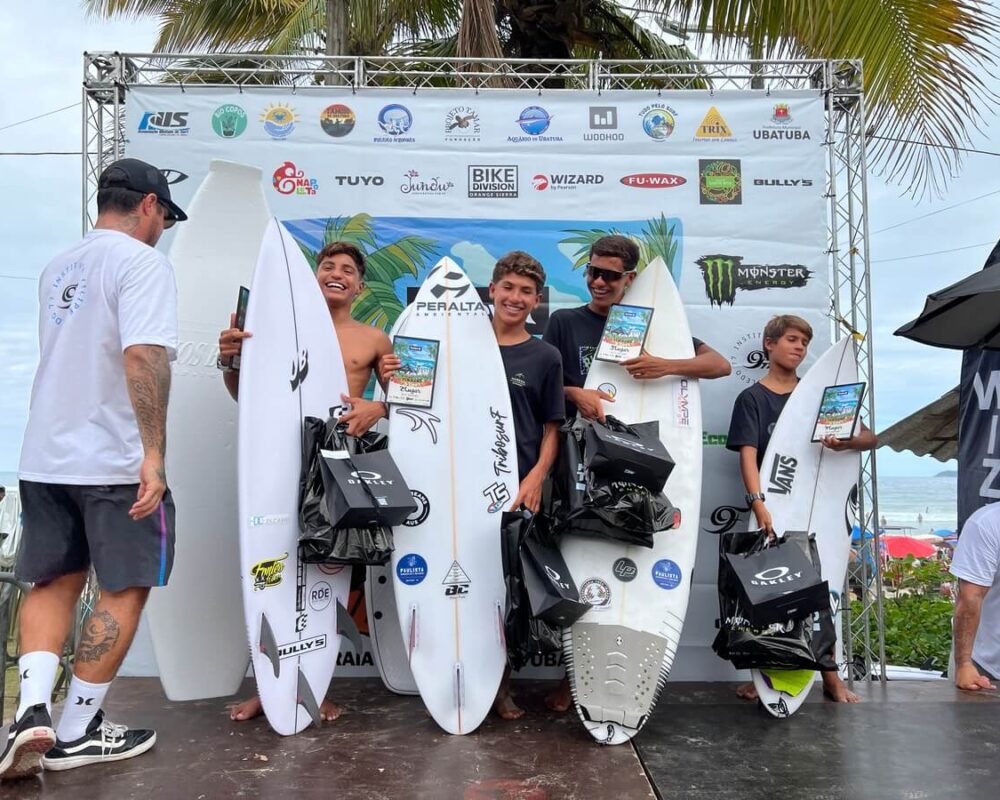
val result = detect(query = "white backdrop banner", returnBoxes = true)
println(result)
[124,87,830,680]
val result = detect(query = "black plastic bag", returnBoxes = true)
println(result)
[583,415,674,491]
[299,415,394,566]
[713,529,837,671]
[500,511,561,670]
[549,419,680,547]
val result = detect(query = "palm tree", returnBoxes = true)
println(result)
[88,0,999,195]
[296,213,438,329]
[561,214,681,280]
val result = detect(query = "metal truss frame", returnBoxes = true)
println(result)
[82,52,883,680]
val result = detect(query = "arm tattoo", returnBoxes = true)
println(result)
[76,610,120,664]
[125,345,171,459]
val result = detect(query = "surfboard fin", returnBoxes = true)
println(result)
[296,668,322,728]
[454,662,465,712]
[495,601,506,649]
[336,599,364,654]
[407,604,418,660]
[259,612,280,678]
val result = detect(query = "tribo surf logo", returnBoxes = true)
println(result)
[620,173,685,189]
[137,111,190,136]
[694,106,735,142]
[416,265,488,316]
[754,103,812,142]
[260,103,298,139]
[730,331,770,385]
[468,165,518,198]
[400,170,454,196]
[640,104,677,141]
[211,104,247,138]
[273,162,318,196]
[250,553,287,591]
[767,454,798,495]
[695,254,813,307]
[490,406,514,478]
[445,106,480,141]
[532,172,603,191]
[375,104,414,142]
[511,106,562,143]
[47,262,88,326]
[699,159,742,205]
[320,103,355,137]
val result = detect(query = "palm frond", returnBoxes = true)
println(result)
[322,214,378,250]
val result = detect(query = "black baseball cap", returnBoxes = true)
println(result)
[98,158,188,223]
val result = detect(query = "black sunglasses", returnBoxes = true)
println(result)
[586,263,634,283]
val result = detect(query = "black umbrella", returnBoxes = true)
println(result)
[894,239,1000,350]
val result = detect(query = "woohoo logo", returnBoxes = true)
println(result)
[273,162,318,195]
[696,254,813,307]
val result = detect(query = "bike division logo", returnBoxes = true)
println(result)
[260,103,298,139]
[695,254,813,307]
[699,159,742,204]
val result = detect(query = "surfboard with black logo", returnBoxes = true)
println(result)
[238,218,352,736]
[387,258,516,734]
[749,336,861,718]
[560,256,703,745]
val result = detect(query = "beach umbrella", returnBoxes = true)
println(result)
[881,536,937,559]
[894,262,1000,350]
[851,525,875,542]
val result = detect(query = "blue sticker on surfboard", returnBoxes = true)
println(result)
[396,553,428,585]
[651,559,682,590]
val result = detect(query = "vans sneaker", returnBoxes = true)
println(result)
[42,710,155,772]
[0,703,56,781]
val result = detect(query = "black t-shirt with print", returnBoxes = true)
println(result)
[726,382,795,468]
[543,305,704,417]
[499,337,565,481]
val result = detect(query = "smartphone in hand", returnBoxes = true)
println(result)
[230,285,250,369]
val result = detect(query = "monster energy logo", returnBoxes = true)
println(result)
[696,254,813,307]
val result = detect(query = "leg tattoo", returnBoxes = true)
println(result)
[76,610,120,663]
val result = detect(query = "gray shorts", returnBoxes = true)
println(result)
[973,659,998,681]
[16,480,175,592]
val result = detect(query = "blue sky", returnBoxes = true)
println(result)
[2,4,998,478]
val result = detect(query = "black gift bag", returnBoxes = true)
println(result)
[583,415,674,492]
[320,449,417,529]
[725,535,828,628]
[520,531,590,628]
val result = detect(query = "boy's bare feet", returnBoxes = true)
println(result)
[493,690,525,721]
[821,672,860,703]
[228,696,343,721]
[736,682,758,701]
[544,678,572,712]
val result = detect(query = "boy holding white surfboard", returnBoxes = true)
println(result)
[541,234,731,712]
[726,314,875,704]
[218,241,392,723]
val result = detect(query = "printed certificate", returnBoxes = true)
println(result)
[386,335,439,408]
[811,382,866,441]
[595,304,654,363]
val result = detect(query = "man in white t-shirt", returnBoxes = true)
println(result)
[950,501,1000,691]
[0,159,186,782]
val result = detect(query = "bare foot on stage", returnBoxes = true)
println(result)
[736,682,758,701]
[493,690,525,721]
[229,695,343,721]
[822,673,861,703]
[545,678,572,712]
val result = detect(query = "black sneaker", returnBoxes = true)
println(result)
[42,711,156,772]
[0,703,56,781]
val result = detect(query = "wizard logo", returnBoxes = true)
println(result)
[695,254,813,307]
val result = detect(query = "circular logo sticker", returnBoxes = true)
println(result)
[308,581,332,611]
[320,103,355,137]
[403,490,430,527]
[377,104,413,136]
[211,104,247,138]
[396,553,428,585]
[641,105,676,141]
[516,105,552,135]
[651,559,682,590]
[612,557,638,582]
[580,578,611,609]
[597,382,617,399]
[260,103,298,139]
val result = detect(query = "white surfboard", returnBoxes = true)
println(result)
[561,256,703,745]
[148,161,268,700]
[749,336,860,718]
[366,307,419,695]
[238,218,352,736]
[388,258,515,734]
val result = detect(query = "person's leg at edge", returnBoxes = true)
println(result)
[545,676,572,712]
[736,682,758,701]
[229,694,342,722]
[821,669,860,703]
[494,665,524,720]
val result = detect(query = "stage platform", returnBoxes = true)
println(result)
[12,678,997,799]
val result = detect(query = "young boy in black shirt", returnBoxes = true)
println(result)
[727,314,875,703]
[541,234,731,712]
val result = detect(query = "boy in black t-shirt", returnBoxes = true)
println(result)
[727,314,876,704]
[541,234,731,712]
[543,234,731,422]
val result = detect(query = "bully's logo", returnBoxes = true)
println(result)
[290,349,309,391]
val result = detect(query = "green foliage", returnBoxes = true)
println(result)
[852,594,954,671]
[882,555,951,595]
[560,214,681,279]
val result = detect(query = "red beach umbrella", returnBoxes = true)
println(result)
[881,536,937,559]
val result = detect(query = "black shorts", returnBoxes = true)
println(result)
[16,481,176,592]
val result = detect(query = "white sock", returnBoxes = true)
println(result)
[56,676,110,742]
[15,651,60,721]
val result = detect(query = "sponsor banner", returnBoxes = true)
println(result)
[125,85,829,681]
